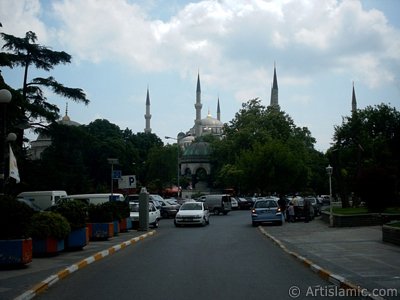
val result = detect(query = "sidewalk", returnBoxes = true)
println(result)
[0,229,156,300]
[259,218,400,300]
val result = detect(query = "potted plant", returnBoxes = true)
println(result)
[115,201,132,232]
[29,211,70,256]
[103,201,131,234]
[51,199,89,250]
[0,196,35,266]
[87,203,114,240]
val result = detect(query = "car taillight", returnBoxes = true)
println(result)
[251,209,256,213]
[277,207,281,212]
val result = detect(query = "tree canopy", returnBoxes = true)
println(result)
[211,98,327,196]
[330,103,400,210]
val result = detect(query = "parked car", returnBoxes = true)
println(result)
[174,201,210,227]
[125,194,162,210]
[129,202,160,228]
[305,196,321,216]
[157,199,180,218]
[204,194,232,215]
[244,197,255,208]
[237,197,251,210]
[319,195,331,205]
[251,198,283,226]
[231,197,239,210]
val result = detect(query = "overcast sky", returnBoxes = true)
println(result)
[1,0,399,152]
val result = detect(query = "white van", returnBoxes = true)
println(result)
[60,193,124,205]
[17,190,67,210]
[204,194,232,215]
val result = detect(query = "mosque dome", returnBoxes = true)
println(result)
[200,112,223,127]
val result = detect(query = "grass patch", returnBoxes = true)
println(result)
[331,207,369,215]
[387,222,400,228]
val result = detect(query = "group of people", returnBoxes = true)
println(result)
[277,195,312,223]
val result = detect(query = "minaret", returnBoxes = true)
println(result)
[351,82,357,114]
[217,97,221,121]
[194,72,202,137]
[270,63,279,108]
[144,86,152,133]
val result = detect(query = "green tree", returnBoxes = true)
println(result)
[0,30,89,146]
[331,103,400,210]
[212,98,324,195]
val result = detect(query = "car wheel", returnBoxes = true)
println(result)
[213,208,219,215]
[252,221,259,227]
[206,217,210,225]
[276,221,283,226]
[152,219,159,228]
[161,211,168,219]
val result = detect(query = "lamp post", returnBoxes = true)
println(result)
[0,89,12,195]
[165,136,180,196]
[107,158,119,196]
[326,164,333,227]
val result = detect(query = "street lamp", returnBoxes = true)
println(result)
[326,164,333,227]
[165,136,180,196]
[107,158,119,196]
[0,89,12,195]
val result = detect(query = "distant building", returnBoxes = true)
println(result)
[29,104,80,160]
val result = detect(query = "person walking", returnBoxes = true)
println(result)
[287,202,295,223]
[277,195,287,221]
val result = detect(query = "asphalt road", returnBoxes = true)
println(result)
[36,210,361,300]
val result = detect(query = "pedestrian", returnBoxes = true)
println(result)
[287,203,295,223]
[303,197,311,223]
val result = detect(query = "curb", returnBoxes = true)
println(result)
[14,230,156,300]
[258,227,386,300]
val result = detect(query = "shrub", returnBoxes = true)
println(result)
[29,211,71,240]
[50,199,88,230]
[0,196,35,239]
[103,201,130,221]
[88,203,113,223]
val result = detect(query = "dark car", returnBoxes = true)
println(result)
[158,199,181,218]
[237,197,251,210]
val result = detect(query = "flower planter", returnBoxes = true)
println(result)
[33,237,64,256]
[113,220,120,236]
[65,227,89,250]
[119,218,132,233]
[382,224,400,246]
[0,238,32,266]
[87,223,114,241]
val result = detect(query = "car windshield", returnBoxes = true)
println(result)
[166,200,176,205]
[255,200,277,208]
[181,203,202,210]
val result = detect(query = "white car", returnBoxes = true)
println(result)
[129,202,160,228]
[231,197,239,209]
[174,201,210,227]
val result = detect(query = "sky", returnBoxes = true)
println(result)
[1,0,399,153]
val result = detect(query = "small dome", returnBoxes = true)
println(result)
[182,141,211,157]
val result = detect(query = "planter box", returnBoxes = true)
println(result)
[0,238,32,266]
[321,211,400,227]
[87,223,114,241]
[382,224,400,246]
[119,218,132,233]
[65,227,89,250]
[113,220,120,236]
[33,237,64,256]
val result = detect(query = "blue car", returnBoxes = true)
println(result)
[251,198,283,226]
